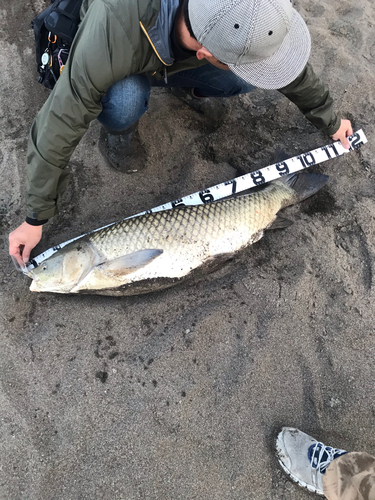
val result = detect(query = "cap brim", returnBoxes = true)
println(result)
[228,10,311,90]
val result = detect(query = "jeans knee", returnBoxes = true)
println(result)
[225,80,256,97]
[98,74,151,131]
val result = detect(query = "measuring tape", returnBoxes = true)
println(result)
[26,129,367,271]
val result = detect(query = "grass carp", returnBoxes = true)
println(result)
[29,172,328,295]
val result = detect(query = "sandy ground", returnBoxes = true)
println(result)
[1,0,375,499]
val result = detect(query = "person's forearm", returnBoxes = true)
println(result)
[26,108,74,221]
[278,63,341,136]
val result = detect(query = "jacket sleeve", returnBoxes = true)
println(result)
[278,63,342,137]
[26,1,134,221]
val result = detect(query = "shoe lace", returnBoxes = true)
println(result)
[308,442,347,487]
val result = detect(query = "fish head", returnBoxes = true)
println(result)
[29,240,94,293]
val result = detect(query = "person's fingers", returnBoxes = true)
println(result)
[9,222,43,267]
[341,134,350,149]
[332,119,353,149]
[9,241,25,268]
[13,254,25,268]
[22,244,32,264]
[343,121,354,148]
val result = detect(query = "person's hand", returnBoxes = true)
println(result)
[331,119,353,149]
[9,222,43,267]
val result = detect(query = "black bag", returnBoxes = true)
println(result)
[32,0,83,90]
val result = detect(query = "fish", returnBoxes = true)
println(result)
[28,172,328,296]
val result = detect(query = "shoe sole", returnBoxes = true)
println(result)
[275,434,325,496]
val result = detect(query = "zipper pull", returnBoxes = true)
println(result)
[164,67,168,84]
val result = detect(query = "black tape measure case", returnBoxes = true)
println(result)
[32,0,83,90]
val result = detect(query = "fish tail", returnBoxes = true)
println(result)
[279,172,329,205]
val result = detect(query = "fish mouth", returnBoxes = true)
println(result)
[28,270,40,283]
[29,276,42,292]
[28,267,46,292]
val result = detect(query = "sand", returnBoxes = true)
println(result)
[0,0,374,498]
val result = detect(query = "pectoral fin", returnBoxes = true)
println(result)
[95,249,163,277]
[71,249,163,292]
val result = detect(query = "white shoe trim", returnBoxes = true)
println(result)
[277,456,325,496]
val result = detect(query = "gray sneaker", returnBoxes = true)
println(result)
[276,427,347,495]
[170,87,232,129]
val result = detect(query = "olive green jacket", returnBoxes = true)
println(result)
[26,0,341,222]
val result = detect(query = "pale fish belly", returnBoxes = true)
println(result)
[82,227,258,290]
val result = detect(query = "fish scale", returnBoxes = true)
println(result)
[87,182,291,261]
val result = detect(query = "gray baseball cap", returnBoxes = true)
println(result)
[188,0,311,89]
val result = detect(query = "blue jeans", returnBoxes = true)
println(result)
[98,65,255,132]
